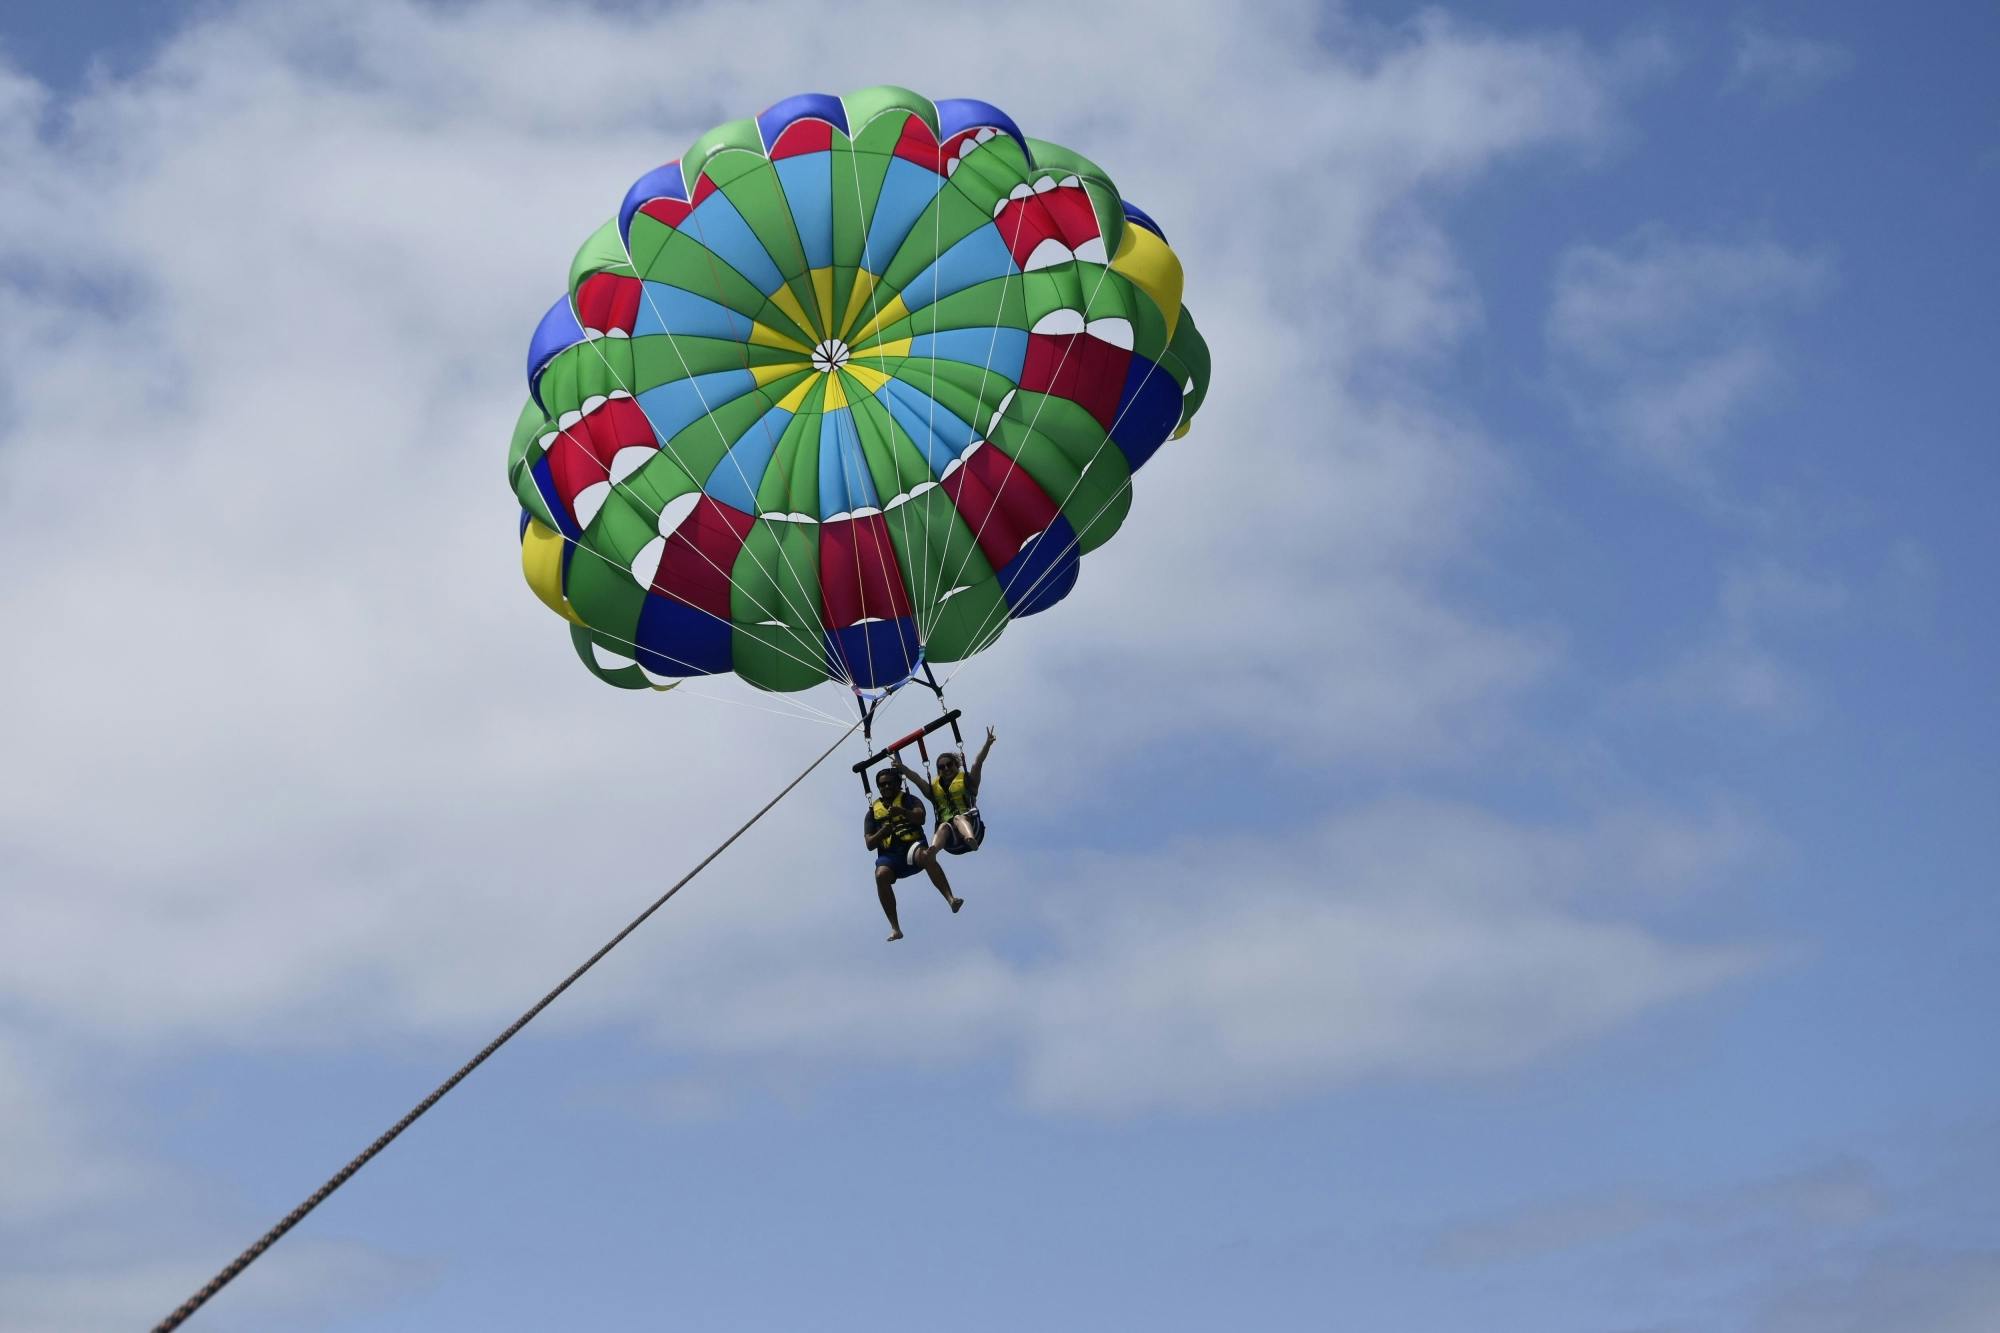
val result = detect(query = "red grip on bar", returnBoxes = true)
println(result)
[883,723,930,754]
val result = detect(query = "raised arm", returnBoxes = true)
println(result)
[968,726,997,787]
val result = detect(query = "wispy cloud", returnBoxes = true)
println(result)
[1729,26,1855,102]
[0,0,1656,1053]
[1757,1246,2000,1333]
[1421,1131,2000,1333]
[1629,559,1847,725]
[1430,1159,1881,1268]
[0,1239,429,1333]
[1548,229,1830,484]
[1008,801,1769,1114]
[0,2,1786,1321]
[591,798,1772,1116]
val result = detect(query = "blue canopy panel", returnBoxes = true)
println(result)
[529,455,582,540]
[631,282,755,341]
[774,151,836,271]
[827,617,922,690]
[1109,355,1182,472]
[678,188,787,296]
[526,295,587,409]
[1121,200,1167,242]
[817,409,881,519]
[997,514,1080,618]
[619,162,688,248]
[637,369,757,443]
[758,92,850,150]
[897,227,1018,315]
[633,592,733,677]
[862,158,945,275]
[906,326,1028,382]
[935,97,1033,164]
[878,378,980,478]
[703,402,795,512]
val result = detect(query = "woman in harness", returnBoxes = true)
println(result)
[894,726,995,856]
[865,767,962,942]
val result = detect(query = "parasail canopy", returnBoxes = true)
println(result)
[509,85,1210,695]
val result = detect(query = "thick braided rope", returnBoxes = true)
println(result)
[153,723,858,1331]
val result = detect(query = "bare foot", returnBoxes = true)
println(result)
[886,928,904,942]
[949,896,964,914]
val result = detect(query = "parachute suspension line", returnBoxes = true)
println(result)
[941,158,1039,646]
[719,156,929,696]
[944,347,1175,690]
[914,156,948,645]
[511,513,847,714]
[881,200,929,651]
[657,677,852,729]
[666,198,846,678]
[831,133,983,652]
[740,157,911,686]
[940,189,1184,677]
[943,359,1170,689]
[579,292,841,690]
[933,246,1125,630]
[149,722,860,1333]
[833,405,883,690]
[891,144,1037,649]
[548,337,844,691]
[562,184,847,690]
[812,141,928,660]
[766,142,919,691]
[837,140,925,646]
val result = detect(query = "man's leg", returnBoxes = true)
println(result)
[876,866,904,941]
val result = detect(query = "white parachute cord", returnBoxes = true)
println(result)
[613,233,843,681]
[939,348,1171,693]
[931,226,1124,617]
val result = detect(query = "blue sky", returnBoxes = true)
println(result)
[0,3,1995,1330]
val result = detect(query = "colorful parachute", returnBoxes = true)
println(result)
[509,86,1210,694]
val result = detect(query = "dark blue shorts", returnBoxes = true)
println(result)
[875,844,925,881]
[938,810,986,855]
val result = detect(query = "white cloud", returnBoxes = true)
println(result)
[576,798,1771,1116]
[1548,229,1829,481]
[1730,27,1854,102]
[1629,558,1847,725]
[0,4,1780,1309]
[1416,1131,2000,1333]
[1758,1248,2000,1333]
[0,0,1646,1044]
[1430,1158,1882,1268]
[0,1239,426,1333]
[0,1030,159,1228]
[1010,809,1765,1114]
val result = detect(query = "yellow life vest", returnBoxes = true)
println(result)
[870,797,921,845]
[931,771,974,818]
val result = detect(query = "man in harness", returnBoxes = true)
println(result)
[865,766,962,942]
[893,725,995,858]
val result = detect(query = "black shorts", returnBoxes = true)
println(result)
[938,810,985,855]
